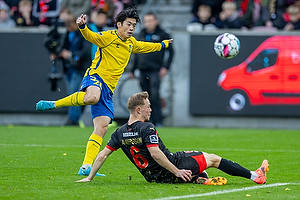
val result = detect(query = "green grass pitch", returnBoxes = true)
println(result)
[1,125,299,199]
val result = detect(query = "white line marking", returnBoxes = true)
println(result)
[151,183,300,200]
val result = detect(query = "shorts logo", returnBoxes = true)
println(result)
[149,135,158,143]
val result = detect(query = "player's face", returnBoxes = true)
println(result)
[117,18,137,40]
[141,98,152,122]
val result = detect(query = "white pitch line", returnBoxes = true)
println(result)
[152,183,299,200]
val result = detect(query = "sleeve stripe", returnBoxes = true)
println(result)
[161,42,165,49]
[106,145,118,151]
[146,144,159,148]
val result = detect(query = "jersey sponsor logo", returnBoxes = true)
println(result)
[149,127,155,131]
[97,32,103,36]
[122,137,142,145]
[116,44,120,48]
[149,135,158,143]
[123,132,138,137]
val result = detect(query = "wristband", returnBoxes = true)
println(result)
[79,24,85,29]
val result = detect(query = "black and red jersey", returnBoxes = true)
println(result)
[106,121,174,182]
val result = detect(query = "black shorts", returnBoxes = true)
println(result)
[156,151,207,183]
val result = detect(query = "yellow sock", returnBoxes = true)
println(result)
[56,91,85,108]
[82,134,103,165]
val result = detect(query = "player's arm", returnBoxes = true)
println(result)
[76,147,113,182]
[76,14,110,47]
[148,146,192,182]
[132,39,173,54]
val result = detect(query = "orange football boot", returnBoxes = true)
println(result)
[196,177,227,185]
[254,159,269,184]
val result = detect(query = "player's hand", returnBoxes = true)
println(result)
[161,39,173,49]
[76,177,92,182]
[76,14,86,26]
[175,169,192,182]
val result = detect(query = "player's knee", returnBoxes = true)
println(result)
[205,153,222,168]
[84,94,99,105]
[94,125,108,138]
[211,154,222,167]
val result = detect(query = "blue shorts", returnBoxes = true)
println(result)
[80,75,114,120]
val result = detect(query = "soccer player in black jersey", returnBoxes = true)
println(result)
[77,92,269,185]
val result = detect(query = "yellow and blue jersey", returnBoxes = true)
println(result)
[79,25,163,92]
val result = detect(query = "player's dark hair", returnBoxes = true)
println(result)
[114,6,141,29]
[127,91,149,113]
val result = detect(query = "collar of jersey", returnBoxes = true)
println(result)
[115,30,127,42]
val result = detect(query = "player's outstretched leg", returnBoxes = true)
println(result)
[36,100,56,111]
[217,157,269,184]
[36,91,86,111]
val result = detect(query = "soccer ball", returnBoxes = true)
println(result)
[214,33,240,59]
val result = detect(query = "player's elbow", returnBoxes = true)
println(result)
[150,151,161,161]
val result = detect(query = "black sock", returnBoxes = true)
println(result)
[218,158,251,179]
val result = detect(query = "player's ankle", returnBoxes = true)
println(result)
[82,164,91,170]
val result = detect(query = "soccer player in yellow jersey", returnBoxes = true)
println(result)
[36,7,173,176]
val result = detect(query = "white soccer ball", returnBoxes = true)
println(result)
[214,33,240,59]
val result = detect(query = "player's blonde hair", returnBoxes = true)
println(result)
[127,91,149,113]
